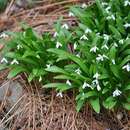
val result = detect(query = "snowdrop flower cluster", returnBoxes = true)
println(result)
[113,89,122,97]
[82,82,91,89]
[17,44,23,50]
[80,35,88,40]
[66,80,72,86]
[11,59,19,65]
[85,28,92,34]
[75,68,81,75]
[56,92,63,98]
[92,73,101,91]
[56,41,62,48]
[124,0,130,6]
[0,33,8,39]
[124,23,130,29]
[81,3,87,8]
[119,39,124,44]
[101,44,109,50]
[96,54,108,62]
[122,63,130,72]
[62,23,69,29]
[106,15,115,20]
[90,46,99,53]
[105,6,111,13]
[68,12,74,17]
[103,34,109,41]
[1,57,8,64]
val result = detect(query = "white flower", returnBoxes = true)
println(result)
[124,0,130,6]
[113,89,122,97]
[66,80,71,86]
[11,59,19,65]
[122,63,130,72]
[46,64,51,68]
[82,82,91,89]
[53,32,58,37]
[105,6,111,13]
[56,92,63,98]
[17,44,22,50]
[119,39,124,44]
[101,44,109,50]
[96,54,108,62]
[81,3,87,8]
[56,41,62,48]
[92,79,101,91]
[90,46,99,53]
[68,12,74,17]
[114,43,118,47]
[102,2,108,6]
[124,23,130,28]
[93,72,100,79]
[96,33,100,36]
[62,23,69,29]
[74,43,77,50]
[1,58,8,63]
[76,53,80,58]
[80,35,88,40]
[85,28,92,34]
[103,34,109,41]
[112,59,116,64]
[75,68,81,75]
[0,33,8,39]
[106,15,115,20]
[39,76,42,82]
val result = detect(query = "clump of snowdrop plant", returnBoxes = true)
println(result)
[0,28,56,83]
[45,0,130,113]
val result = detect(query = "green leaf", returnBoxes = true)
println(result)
[81,91,97,100]
[123,103,130,110]
[110,65,120,79]
[103,96,117,109]
[90,98,100,113]
[8,66,26,79]
[76,99,85,112]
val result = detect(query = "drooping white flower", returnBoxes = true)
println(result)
[92,79,101,91]
[102,2,108,6]
[17,44,22,50]
[76,53,80,58]
[68,12,74,17]
[96,54,108,62]
[119,39,124,44]
[46,64,51,68]
[114,43,118,47]
[103,34,109,41]
[112,59,116,65]
[1,57,8,64]
[80,35,88,40]
[93,72,100,79]
[56,92,63,98]
[75,68,81,75]
[11,59,19,65]
[82,82,91,89]
[105,6,111,13]
[122,63,130,72]
[56,41,62,48]
[106,15,115,20]
[124,23,130,28]
[96,32,100,36]
[85,28,92,34]
[66,80,71,86]
[90,46,99,53]
[124,0,130,6]
[74,43,77,50]
[62,23,69,29]
[97,84,101,91]
[53,32,59,37]
[39,76,42,82]
[113,89,122,97]
[0,33,8,39]
[101,44,109,50]
[81,3,87,8]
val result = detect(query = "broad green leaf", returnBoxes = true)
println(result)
[123,103,130,110]
[90,98,100,113]
[76,99,85,112]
